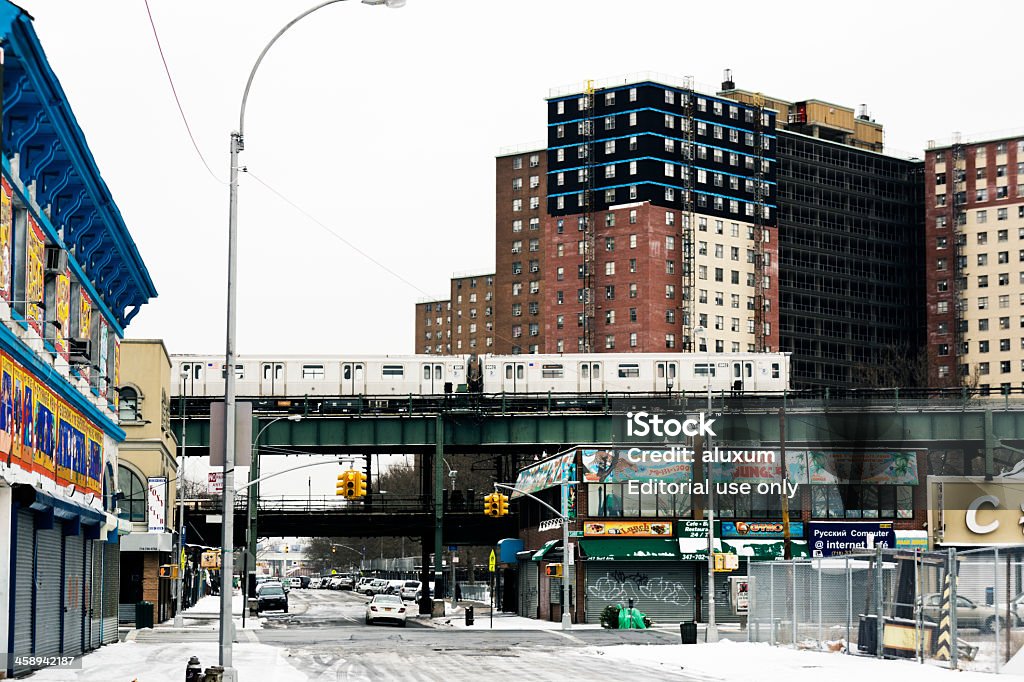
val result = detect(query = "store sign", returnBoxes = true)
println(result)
[807,521,894,557]
[580,447,692,483]
[678,519,709,538]
[147,477,167,533]
[512,451,574,498]
[208,471,223,495]
[583,520,673,537]
[721,521,804,538]
[538,518,563,532]
[930,478,1024,546]
[787,451,919,485]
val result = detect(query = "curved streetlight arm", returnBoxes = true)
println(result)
[238,0,346,139]
[491,482,568,521]
[236,459,343,492]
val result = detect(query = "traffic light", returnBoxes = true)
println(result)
[497,493,509,517]
[483,492,497,517]
[336,470,351,497]
[284,545,290,553]
[355,471,367,498]
[344,471,358,498]
[545,563,563,578]
[331,546,337,554]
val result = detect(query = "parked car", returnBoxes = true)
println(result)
[365,594,407,626]
[384,579,406,595]
[399,581,422,601]
[356,577,374,592]
[413,582,435,602]
[919,593,1002,632]
[298,576,311,589]
[256,580,283,595]
[257,585,289,613]
[363,579,389,596]
[337,575,355,590]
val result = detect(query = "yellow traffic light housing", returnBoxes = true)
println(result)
[331,546,337,554]
[483,492,496,517]
[545,563,563,578]
[336,470,351,497]
[355,471,367,498]
[497,493,509,517]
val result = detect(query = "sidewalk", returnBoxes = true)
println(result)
[129,590,263,640]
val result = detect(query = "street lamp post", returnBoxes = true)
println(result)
[220,2,404,678]
[174,369,188,628]
[694,325,718,642]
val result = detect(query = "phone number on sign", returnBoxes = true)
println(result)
[10,655,81,668]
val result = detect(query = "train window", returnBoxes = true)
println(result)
[694,363,716,377]
[734,364,741,378]
[302,364,325,379]
[668,363,676,379]
[517,365,524,380]
[593,364,600,379]
[383,365,405,378]
[435,365,443,380]
[618,364,640,378]
[355,364,364,381]
[423,366,431,380]
[193,364,203,380]
[771,363,780,379]
[223,364,244,380]
[657,363,665,379]
[541,364,564,379]
[581,365,589,379]
[343,365,352,380]
[505,365,513,380]
[746,363,752,378]
[262,363,273,380]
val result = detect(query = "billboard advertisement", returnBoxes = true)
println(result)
[807,521,895,557]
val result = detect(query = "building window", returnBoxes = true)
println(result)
[118,387,140,422]
[117,465,147,522]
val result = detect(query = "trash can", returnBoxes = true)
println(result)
[680,621,697,644]
[135,601,154,629]
[465,605,474,626]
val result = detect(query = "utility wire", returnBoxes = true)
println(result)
[142,0,225,185]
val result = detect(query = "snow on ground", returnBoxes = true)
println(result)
[166,591,263,630]
[587,640,1002,681]
[28,641,307,682]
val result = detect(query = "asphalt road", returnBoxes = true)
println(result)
[255,588,702,681]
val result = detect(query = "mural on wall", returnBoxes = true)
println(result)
[78,289,92,384]
[25,215,44,336]
[0,350,103,495]
[55,271,70,360]
[786,451,919,485]
[0,178,11,302]
[585,568,694,608]
[512,452,574,498]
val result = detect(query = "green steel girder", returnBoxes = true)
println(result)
[171,408,1024,454]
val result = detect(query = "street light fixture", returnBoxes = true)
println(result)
[220,2,403,678]
[694,325,718,642]
[173,368,189,628]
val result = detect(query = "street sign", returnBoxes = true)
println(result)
[208,471,223,495]
[568,530,584,538]
[488,549,496,573]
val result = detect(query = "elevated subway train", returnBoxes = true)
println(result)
[170,352,790,398]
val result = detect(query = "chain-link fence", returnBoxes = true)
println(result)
[748,546,1024,673]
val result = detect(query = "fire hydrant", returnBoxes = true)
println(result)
[185,656,202,682]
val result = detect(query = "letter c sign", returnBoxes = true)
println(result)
[966,494,1000,535]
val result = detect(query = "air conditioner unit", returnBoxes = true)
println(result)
[45,247,68,274]
[70,339,92,364]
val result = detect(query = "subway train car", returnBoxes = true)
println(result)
[171,352,789,398]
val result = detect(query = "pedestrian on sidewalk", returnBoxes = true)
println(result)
[454,583,461,604]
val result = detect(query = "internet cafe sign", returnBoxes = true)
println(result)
[928,477,1024,546]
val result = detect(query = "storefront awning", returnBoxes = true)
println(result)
[580,538,680,561]
[120,532,173,553]
[531,539,560,561]
[720,539,809,560]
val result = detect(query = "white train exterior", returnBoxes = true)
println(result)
[170,352,790,397]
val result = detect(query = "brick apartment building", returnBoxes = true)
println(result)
[925,135,1024,391]
[414,273,495,355]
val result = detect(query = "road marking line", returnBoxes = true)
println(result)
[546,629,586,644]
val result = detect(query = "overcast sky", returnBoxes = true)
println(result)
[19,0,1024,360]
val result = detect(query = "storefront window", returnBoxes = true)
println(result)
[587,483,691,518]
[810,484,912,519]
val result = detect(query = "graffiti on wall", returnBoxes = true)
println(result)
[586,569,694,607]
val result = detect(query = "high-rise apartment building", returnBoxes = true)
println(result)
[925,135,1024,391]
[415,273,495,355]
[544,78,778,354]
[495,148,548,354]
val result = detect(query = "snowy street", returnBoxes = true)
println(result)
[22,588,1018,681]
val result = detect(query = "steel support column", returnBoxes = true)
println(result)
[434,414,444,605]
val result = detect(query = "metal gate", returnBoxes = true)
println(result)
[10,509,35,677]
[697,568,746,625]
[102,542,119,643]
[34,521,63,657]
[88,540,102,649]
[583,561,697,624]
[517,561,539,619]
[62,532,85,655]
